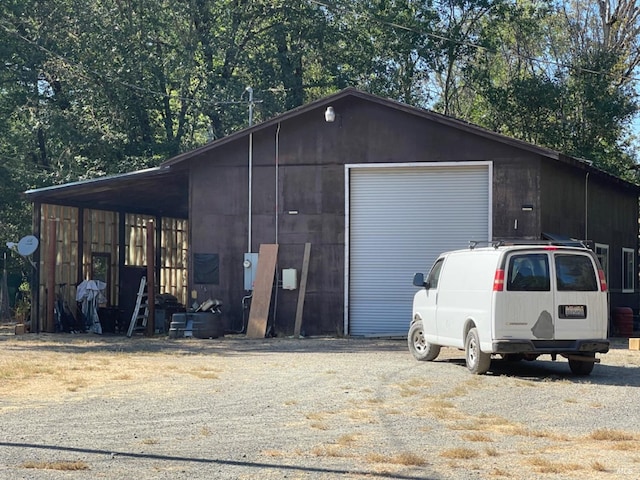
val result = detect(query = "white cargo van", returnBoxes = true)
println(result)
[409,242,609,375]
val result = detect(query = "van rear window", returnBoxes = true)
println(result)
[507,254,550,291]
[555,254,598,291]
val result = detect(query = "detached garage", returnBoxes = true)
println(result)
[26,88,640,338]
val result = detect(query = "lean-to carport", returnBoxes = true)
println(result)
[23,166,189,333]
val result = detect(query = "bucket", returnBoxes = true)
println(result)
[168,315,187,339]
[612,307,634,337]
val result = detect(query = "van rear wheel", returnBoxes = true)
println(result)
[568,354,595,376]
[408,321,441,361]
[465,328,491,374]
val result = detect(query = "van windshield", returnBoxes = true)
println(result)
[555,254,598,291]
[507,254,550,291]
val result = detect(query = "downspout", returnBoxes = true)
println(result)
[275,122,280,244]
[246,87,254,254]
[585,171,589,241]
[248,132,253,253]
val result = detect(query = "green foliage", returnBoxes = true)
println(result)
[0,0,638,245]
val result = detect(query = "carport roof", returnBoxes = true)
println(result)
[24,166,189,219]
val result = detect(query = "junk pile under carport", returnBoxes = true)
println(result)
[168,298,224,339]
[154,293,185,334]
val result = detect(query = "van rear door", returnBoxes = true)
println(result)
[552,251,607,339]
[495,251,555,340]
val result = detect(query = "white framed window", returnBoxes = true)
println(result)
[622,248,635,293]
[594,243,609,287]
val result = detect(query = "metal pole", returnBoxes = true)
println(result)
[246,87,254,253]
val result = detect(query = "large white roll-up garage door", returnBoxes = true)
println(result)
[347,162,492,336]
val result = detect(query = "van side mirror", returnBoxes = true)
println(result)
[413,272,429,288]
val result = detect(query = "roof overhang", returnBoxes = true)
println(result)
[24,166,189,219]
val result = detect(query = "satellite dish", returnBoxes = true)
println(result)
[17,235,39,256]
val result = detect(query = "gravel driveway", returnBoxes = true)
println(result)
[0,332,639,479]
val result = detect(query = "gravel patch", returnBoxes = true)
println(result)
[0,330,639,479]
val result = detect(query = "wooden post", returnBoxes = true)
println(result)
[294,243,311,337]
[46,218,57,333]
[145,219,155,336]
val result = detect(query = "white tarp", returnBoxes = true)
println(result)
[76,279,107,334]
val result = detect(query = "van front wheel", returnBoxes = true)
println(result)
[465,328,491,374]
[408,321,441,361]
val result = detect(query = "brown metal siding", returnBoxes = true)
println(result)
[540,160,639,311]
[188,99,562,336]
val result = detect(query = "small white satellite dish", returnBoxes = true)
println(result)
[17,235,39,256]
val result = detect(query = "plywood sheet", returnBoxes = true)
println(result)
[246,244,279,338]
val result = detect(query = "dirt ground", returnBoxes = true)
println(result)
[1,325,640,479]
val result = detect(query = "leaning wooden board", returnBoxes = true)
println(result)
[245,244,279,338]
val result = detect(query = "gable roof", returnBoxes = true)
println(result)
[162,87,638,192]
[24,87,639,217]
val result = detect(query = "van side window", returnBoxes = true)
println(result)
[507,254,550,291]
[427,259,444,289]
[555,254,598,291]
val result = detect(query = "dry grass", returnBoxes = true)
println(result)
[528,429,570,441]
[310,422,329,430]
[311,444,346,457]
[21,460,89,470]
[440,447,479,460]
[463,432,493,442]
[611,441,638,451]
[484,447,499,457]
[366,452,427,466]
[490,467,511,476]
[0,341,200,401]
[525,457,583,474]
[188,368,220,379]
[591,460,609,472]
[335,433,360,446]
[589,428,635,441]
[347,408,375,422]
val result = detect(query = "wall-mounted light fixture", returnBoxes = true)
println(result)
[324,106,336,123]
[521,204,534,212]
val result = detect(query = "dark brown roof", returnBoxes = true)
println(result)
[24,87,639,216]
[24,166,189,218]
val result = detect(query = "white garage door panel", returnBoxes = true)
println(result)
[348,164,490,336]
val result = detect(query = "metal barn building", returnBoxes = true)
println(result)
[26,88,640,337]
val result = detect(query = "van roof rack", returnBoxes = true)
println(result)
[494,239,590,249]
[469,240,492,250]
[469,238,591,250]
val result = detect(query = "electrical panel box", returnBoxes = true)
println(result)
[282,268,297,290]
[243,253,259,291]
